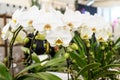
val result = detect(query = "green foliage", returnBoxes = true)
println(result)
[77,63,101,77]
[68,32,120,80]
[0,62,12,80]
[15,57,65,80]
[16,72,62,80]
[0,55,65,80]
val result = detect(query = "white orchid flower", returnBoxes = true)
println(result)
[79,13,98,33]
[80,12,91,23]
[80,26,93,40]
[10,8,24,31]
[1,8,23,36]
[1,8,24,40]
[90,14,111,33]
[17,6,40,33]
[95,29,109,42]
[62,7,82,31]
[46,30,73,47]
[33,7,64,34]
[1,23,11,40]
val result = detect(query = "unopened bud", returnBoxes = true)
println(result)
[110,41,113,45]
[23,37,29,44]
[87,43,90,48]
[64,53,70,59]
[33,44,37,49]
[70,43,78,50]
[104,42,108,47]
[4,57,7,63]
[66,47,73,52]
[72,60,76,63]
[35,33,45,40]
[101,46,105,50]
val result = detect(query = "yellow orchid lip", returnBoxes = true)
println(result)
[44,24,51,31]
[55,38,63,46]
[28,20,33,26]
[98,37,104,42]
[92,28,96,32]
[12,19,17,24]
[83,34,88,39]
[67,22,73,28]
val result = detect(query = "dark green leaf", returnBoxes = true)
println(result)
[70,51,87,68]
[44,57,66,67]
[0,62,12,80]
[77,63,101,78]
[114,37,120,46]
[16,72,62,80]
[93,70,120,79]
[16,57,65,78]
[102,64,120,70]
[32,52,40,63]
[16,63,43,78]
[93,64,120,78]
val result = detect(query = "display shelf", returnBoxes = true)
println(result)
[0,14,11,59]
[0,14,11,18]
[0,14,24,59]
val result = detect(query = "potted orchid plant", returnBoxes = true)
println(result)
[0,5,120,80]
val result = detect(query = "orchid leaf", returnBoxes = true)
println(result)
[15,57,65,78]
[16,72,61,80]
[32,52,40,63]
[70,51,87,68]
[77,63,101,78]
[93,70,120,79]
[0,62,12,80]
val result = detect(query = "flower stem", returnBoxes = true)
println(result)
[8,26,23,77]
[86,47,91,80]
[28,31,38,66]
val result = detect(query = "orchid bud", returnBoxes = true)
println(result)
[110,41,113,46]
[33,44,37,49]
[23,37,29,44]
[87,43,90,48]
[72,59,76,63]
[104,42,108,47]
[70,43,78,50]
[35,33,45,40]
[66,46,73,52]
[100,46,105,50]
[64,53,70,59]
[90,51,94,58]
[3,57,8,63]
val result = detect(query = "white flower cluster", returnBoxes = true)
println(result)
[1,6,112,47]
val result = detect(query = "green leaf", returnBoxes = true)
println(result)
[36,72,62,80]
[21,47,30,54]
[44,57,66,67]
[114,37,120,46]
[16,57,65,78]
[16,72,62,80]
[54,47,65,58]
[16,75,37,80]
[73,32,86,57]
[15,63,43,78]
[104,51,113,64]
[32,52,40,63]
[93,64,120,78]
[93,70,120,79]
[70,51,87,68]
[77,63,101,78]
[102,64,120,70]
[0,62,12,80]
